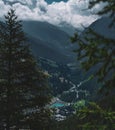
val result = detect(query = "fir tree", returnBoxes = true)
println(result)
[89,0,115,26]
[71,29,115,94]
[0,9,51,130]
[70,1,115,129]
[71,0,115,95]
[89,0,115,15]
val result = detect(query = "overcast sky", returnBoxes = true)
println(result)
[0,0,104,29]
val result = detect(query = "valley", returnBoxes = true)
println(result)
[22,21,100,120]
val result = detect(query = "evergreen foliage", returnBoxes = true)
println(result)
[68,1,115,130]
[47,102,115,130]
[0,9,51,130]
[89,0,115,14]
[71,29,115,94]
[89,0,115,26]
[76,102,115,130]
[71,0,115,94]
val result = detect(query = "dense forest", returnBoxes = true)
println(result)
[0,0,115,130]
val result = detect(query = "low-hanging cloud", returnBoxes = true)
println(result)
[0,0,103,29]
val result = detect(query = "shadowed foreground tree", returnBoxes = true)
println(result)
[89,0,115,26]
[76,102,115,130]
[68,1,115,130]
[71,29,115,94]
[0,9,51,130]
[89,0,115,14]
[48,102,115,130]
[71,0,115,96]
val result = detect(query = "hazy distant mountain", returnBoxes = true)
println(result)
[23,21,76,64]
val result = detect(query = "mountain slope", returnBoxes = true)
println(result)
[23,21,76,64]
[22,21,95,101]
[83,17,115,39]
[90,17,115,39]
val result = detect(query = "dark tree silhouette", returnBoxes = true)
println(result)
[71,0,115,94]
[69,1,115,129]
[89,0,115,26]
[71,29,115,94]
[0,9,51,130]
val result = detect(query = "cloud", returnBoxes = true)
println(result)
[0,0,103,29]
[0,1,11,17]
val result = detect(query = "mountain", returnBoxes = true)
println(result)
[23,21,76,64]
[58,16,115,102]
[24,17,115,118]
[91,17,115,39]
[83,17,115,39]
[22,21,96,102]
